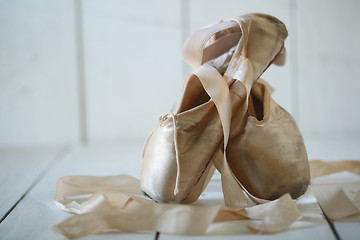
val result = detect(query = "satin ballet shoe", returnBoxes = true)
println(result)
[182,14,308,202]
[141,13,288,204]
[199,16,309,201]
[225,80,310,201]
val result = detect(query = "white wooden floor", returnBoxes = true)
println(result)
[0,137,359,240]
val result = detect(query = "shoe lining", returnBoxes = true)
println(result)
[248,84,265,121]
[175,76,211,114]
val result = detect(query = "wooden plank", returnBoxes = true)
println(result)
[312,177,360,240]
[3,138,357,239]
[0,0,80,147]
[306,137,360,240]
[82,0,183,142]
[334,217,360,240]
[0,141,155,240]
[0,148,61,221]
[160,172,336,240]
[304,137,360,161]
[297,0,360,136]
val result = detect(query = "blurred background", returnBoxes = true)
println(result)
[1,0,359,148]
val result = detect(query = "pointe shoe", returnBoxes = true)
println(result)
[203,16,309,201]
[198,20,309,201]
[226,80,310,201]
[141,13,288,203]
[181,14,309,202]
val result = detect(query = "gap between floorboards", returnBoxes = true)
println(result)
[0,146,70,224]
[321,207,342,240]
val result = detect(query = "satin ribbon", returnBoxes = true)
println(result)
[54,175,300,238]
[54,160,360,239]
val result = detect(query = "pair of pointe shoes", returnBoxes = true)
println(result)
[141,13,310,206]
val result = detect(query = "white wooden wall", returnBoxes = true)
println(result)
[1,0,359,148]
[0,0,79,147]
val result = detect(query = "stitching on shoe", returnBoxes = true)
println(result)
[180,142,223,202]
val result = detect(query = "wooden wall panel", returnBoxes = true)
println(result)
[82,0,183,142]
[297,0,360,137]
[0,0,79,147]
